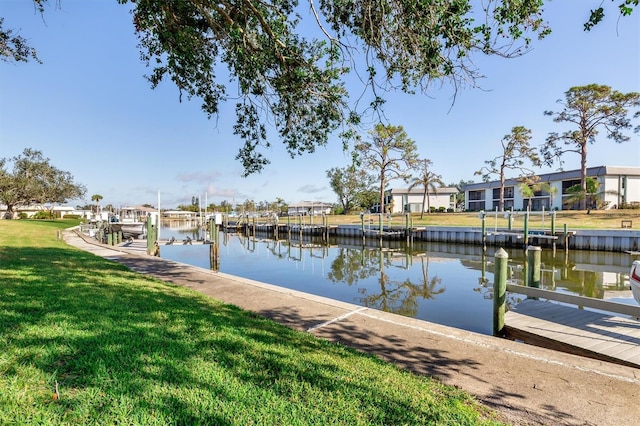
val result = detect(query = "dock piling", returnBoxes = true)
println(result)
[527,246,542,289]
[523,212,529,247]
[480,211,486,251]
[493,248,508,336]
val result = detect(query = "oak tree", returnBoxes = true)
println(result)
[3,1,636,175]
[0,148,86,218]
[355,124,418,214]
[326,164,375,214]
[3,0,552,175]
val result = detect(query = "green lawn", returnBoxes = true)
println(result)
[0,219,503,425]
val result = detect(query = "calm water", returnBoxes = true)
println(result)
[158,224,638,336]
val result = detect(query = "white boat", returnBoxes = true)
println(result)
[110,222,146,239]
[630,260,640,305]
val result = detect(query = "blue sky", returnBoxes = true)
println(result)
[1,1,639,209]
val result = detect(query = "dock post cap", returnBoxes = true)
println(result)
[526,245,542,252]
[494,247,508,258]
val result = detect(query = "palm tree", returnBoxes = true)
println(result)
[517,176,557,211]
[407,159,444,219]
[91,194,103,215]
[564,177,618,213]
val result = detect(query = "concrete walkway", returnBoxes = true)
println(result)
[63,230,640,426]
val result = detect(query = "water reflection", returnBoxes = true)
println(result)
[159,225,638,335]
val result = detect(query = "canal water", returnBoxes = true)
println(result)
[158,224,638,336]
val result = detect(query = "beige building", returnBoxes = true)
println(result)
[379,187,459,214]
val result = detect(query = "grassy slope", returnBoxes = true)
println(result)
[0,220,503,425]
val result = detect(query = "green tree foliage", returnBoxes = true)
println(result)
[326,164,375,214]
[449,179,474,210]
[242,199,256,214]
[122,0,556,176]
[176,197,200,212]
[584,0,638,30]
[4,2,635,174]
[0,148,86,218]
[355,124,418,214]
[475,126,540,212]
[0,17,41,63]
[564,176,619,211]
[176,204,199,212]
[541,84,640,209]
[218,199,233,213]
[76,203,94,211]
[407,159,444,218]
[6,0,554,175]
[272,197,287,215]
[356,189,379,212]
[517,175,557,212]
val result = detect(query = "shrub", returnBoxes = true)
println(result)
[18,212,28,219]
[32,211,55,220]
[620,202,640,210]
[63,214,82,219]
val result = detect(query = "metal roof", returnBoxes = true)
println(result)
[387,187,458,195]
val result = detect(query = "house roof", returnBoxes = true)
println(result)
[120,206,157,213]
[288,201,333,208]
[387,187,458,195]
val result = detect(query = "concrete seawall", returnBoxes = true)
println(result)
[239,223,640,252]
[414,226,640,252]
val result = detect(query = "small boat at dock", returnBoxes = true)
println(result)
[630,260,640,305]
[110,222,146,239]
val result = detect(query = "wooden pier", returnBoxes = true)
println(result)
[504,298,640,368]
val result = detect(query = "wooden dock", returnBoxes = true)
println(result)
[505,299,640,368]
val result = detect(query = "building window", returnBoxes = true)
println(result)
[524,198,550,211]
[468,190,484,201]
[492,186,514,199]
[561,179,583,210]
[562,179,581,194]
[468,201,485,211]
[505,187,514,198]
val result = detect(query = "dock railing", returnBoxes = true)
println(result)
[493,246,640,336]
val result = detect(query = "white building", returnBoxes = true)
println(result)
[463,166,640,211]
[381,187,459,214]
[0,205,91,219]
[287,201,334,216]
[162,210,197,219]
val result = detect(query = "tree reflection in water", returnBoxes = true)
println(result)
[328,248,445,317]
[160,228,639,334]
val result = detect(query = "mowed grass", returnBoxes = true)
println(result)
[0,220,503,425]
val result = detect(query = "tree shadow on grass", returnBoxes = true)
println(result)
[258,306,583,426]
[1,245,494,425]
